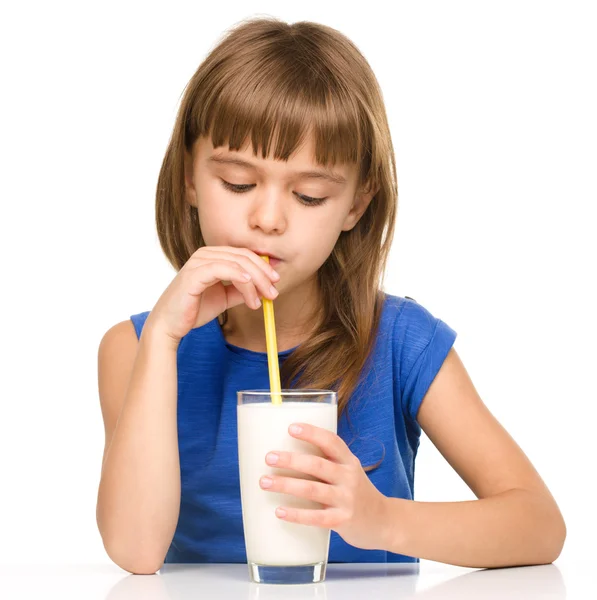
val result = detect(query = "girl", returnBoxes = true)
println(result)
[96,17,566,575]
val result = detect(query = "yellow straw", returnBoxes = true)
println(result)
[260,256,282,405]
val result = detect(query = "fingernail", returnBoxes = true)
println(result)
[276,508,287,518]
[266,452,279,465]
[269,286,279,298]
[272,270,281,280]
[260,476,273,488]
[289,425,302,435]
[255,297,262,308]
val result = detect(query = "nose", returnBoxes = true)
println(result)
[248,187,287,234]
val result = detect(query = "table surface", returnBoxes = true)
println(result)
[0,560,588,599]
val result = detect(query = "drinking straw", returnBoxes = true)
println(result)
[260,256,282,405]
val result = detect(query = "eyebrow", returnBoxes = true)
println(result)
[207,155,347,185]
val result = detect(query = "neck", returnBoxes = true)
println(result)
[220,276,320,353]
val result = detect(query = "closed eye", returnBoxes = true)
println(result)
[220,180,328,206]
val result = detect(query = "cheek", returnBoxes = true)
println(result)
[312,208,347,245]
[196,182,239,244]
[297,212,345,269]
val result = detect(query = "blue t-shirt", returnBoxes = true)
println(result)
[130,293,457,563]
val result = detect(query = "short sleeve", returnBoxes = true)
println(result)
[393,298,457,422]
[130,311,151,340]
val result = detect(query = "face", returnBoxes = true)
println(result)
[183,132,375,295]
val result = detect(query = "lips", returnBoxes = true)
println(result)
[250,249,282,261]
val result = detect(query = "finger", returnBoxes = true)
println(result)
[288,424,354,465]
[222,284,248,310]
[219,277,262,310]
[186,261,262,309]
[193,247,280,283]
[230,246,282,281]
[260,474,338,506]
[193,251,279,301]
[265,451,341,484]
[275,506,339,528]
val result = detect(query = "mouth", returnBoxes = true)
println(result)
[250,249,283,266]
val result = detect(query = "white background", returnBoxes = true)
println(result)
[1,0,595,573]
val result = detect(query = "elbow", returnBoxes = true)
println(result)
[123,560,164,576]
[509,488,567,565]
[533,494,567,565]
[99,524,165,574]
[544,509,567,564]
[97,508,166,574]
[117,560,163,576]
[105,541,165,575]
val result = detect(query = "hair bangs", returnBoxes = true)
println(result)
[198,65,367,175]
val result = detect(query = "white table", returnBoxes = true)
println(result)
[0,560,588,599]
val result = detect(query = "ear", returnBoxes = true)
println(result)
[341,182,378,232]
[184,149,197,206]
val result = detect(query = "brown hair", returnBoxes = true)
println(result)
[156,17,397,471]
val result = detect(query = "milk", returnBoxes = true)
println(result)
[237,401,338,566]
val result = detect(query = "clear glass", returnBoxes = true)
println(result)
[237,389,338,584]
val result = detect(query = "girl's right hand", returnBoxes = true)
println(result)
[144,246,281,346]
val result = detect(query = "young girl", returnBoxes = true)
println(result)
[96,17,566,575]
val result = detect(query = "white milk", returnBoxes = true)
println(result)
[237,401,338,566]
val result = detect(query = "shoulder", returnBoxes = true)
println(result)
[129,311,152,340]
[380,293,457,421]
[381,293,448,340]
[382,292,454,338]
[97,312,149,410]
[99,310,150,351]
[98,318,140,371]
[97,317,143,465]
[98,312,149,381]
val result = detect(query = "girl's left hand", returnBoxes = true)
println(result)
[259,422,389,551]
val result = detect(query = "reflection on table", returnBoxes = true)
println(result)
[104,562,566,600]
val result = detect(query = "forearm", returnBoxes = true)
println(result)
[381,489,566,568]
[97,325,181,572]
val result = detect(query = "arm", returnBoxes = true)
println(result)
[381,348,566,568]
[96,320,181,574]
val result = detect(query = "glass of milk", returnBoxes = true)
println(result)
[237,389,338,584]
